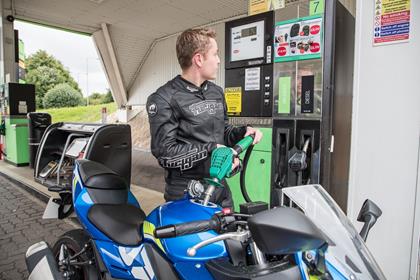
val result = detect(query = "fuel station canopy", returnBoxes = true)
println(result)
[8,0,249,108]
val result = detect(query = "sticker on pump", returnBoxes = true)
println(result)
[274,15,323,62]
[277,46,287,56]
[224,87,242,115]
[310,25,321,35]
[310,42,320,52]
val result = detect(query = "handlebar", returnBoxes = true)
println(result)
[154,217,220,238]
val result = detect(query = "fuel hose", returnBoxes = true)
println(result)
[240,144,254,203]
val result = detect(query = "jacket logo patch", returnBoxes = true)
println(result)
[160,149,207,171]
[186,86,199,92]
[147,103,158,117]
[189,100,223,116]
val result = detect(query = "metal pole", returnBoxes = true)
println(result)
[86,58,89,106]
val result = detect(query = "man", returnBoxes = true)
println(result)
[147,28,262,208]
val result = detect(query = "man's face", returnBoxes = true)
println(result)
[199,38,220,80]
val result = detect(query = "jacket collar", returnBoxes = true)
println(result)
[173,75,209,93]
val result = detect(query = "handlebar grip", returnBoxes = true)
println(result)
[175,219,219,236]
[154,218,219,238]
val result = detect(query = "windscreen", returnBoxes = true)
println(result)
[282,185,386,280]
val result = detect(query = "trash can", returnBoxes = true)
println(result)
[27,112,51,168]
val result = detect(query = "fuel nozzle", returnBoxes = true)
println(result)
[288,138,310,172]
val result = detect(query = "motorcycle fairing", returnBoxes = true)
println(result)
[94,239,156,279]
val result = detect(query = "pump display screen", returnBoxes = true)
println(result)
[231,20,265,62]
[241,26,257,37]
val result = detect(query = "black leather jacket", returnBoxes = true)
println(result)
[147,75,246,200]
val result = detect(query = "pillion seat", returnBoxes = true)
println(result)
[77,159,146,246]
[77,159,128,190]
[77,159,129,204]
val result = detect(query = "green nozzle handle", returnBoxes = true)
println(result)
[233,135,254,155]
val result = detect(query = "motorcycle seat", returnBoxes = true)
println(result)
[77,159,128,190]
[88,204,146,246]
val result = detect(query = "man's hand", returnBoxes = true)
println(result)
[244,126,263,145]
[231,157,240,171]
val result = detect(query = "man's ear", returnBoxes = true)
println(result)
[192,53,204,68]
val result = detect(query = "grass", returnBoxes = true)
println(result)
[41,102,117,123]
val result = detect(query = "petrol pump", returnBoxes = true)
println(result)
[0,83,35,166]
[224,11,274,209]
[225,0,354,211]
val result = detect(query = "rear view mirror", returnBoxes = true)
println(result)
[357,199,382,241]
[248,207,327,255]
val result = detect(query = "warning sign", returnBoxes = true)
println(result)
[224,87,242,114]
[373,0,411,46]
[249,0,270,15]
[248,0,285,15]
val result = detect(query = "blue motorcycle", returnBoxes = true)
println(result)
[26,135,386,280]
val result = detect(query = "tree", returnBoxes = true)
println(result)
[43,83,84,108]
[87,89,114,105]
[25,50,81,108]
[102,89,114,103]
[88,92,104,105]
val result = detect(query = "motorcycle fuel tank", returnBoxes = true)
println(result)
[146,198,228,263]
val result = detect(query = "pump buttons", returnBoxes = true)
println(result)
[263,76,271,106]
[264,76,271,91]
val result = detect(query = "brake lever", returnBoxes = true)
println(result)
[187,230,250,257]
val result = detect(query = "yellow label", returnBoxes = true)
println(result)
[224,87,242,114]
[382,0,410,14]
[249,0,270,15]
[249,0,285,15]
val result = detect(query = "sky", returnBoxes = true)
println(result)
[14,20,109,97]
